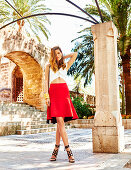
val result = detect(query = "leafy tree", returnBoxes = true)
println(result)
[0,0,51,42]
[68,0,131,114]
[71,96,93,119]
[67,28,94,87]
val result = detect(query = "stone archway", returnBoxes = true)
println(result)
[5,51,44,110]
[0,27,49,67]
[0,27,50,111]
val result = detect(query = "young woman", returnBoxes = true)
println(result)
[44,46,79,163]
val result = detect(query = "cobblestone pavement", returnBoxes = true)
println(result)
[0,128,131,170]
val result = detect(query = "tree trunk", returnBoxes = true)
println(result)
[120,73,125,115]
[17,20,24,32]
[121,47,131,115]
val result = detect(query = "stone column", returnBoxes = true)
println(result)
[91,21,124,153]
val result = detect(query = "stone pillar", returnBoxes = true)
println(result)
[91,21,124,153]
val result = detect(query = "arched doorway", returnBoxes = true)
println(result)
[12,66,23,103]
[0,28,48,111]
[4,51,44,110]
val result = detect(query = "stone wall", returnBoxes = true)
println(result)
[86,95,96,106]
[0,62,10,88]
[69,119,131,129]
[0,88,11,102]
[0,60,15,102]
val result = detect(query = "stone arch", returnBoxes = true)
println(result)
[0,27,50,110]
[0,27,50,68]
[4,51,44,110]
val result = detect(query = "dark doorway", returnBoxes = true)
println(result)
[12,66,23,103]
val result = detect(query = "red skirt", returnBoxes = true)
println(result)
[47,83,79,124]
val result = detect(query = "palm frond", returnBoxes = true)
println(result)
[0,0,51,41]
[84,4,111,22]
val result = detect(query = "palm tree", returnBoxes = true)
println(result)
[72,74,82,96]
[68,0,131,115]
[0,0,51,42]
[67,28,94,87]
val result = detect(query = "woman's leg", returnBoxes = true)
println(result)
[56,123,61,145]
[56,117,68,146]
[51,123,61,159]
[56,117,74,161]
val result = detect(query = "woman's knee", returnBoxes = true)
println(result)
[56,117,64,126]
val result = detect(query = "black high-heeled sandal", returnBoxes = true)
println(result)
[50,144,60,161]
[65,145,75,163]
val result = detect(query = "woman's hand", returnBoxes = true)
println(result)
[45,98,50,107]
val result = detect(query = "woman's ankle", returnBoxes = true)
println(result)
[64,144,70,151]
[55,144,60,148]
[65,144,69,148]
[54,144,60,150]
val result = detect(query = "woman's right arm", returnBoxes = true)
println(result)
[44,63,50,106]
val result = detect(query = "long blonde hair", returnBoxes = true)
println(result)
[49,46,66,72]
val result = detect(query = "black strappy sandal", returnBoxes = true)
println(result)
[65,145,75,163]
[50,144,60,161]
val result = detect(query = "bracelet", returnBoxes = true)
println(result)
[44,93,49,99]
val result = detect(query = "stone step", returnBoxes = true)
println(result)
[32,117,44,121]
[1,107,42,112]
[70,123,93,129]
[17,127,56,135]
[1,109,46,117]
[31,120,47,125]
[0,104,46,116]
[69,119,94,129]
[20,124,56,130]
[0,103,72,136]
[25,112,46,115]
[0,103,44,112]
[0,121,21,126]
[69,119,94,124]
[20,114,46,118]
[16,125,71,135]
[0,103,26,107]
[0,103,27,107]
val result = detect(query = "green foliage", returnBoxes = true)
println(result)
[71,96,93,119]
[69,0,130,87]
[98,0,131,55]
[68,29,95,87]
[0,0,51,42]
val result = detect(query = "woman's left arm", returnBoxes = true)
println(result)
[63,52,78,71]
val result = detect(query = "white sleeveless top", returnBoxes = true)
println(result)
[49,62,68,85]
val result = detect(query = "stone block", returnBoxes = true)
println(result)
[92,126,125,153]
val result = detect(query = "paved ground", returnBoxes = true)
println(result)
[0,128,131,170]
